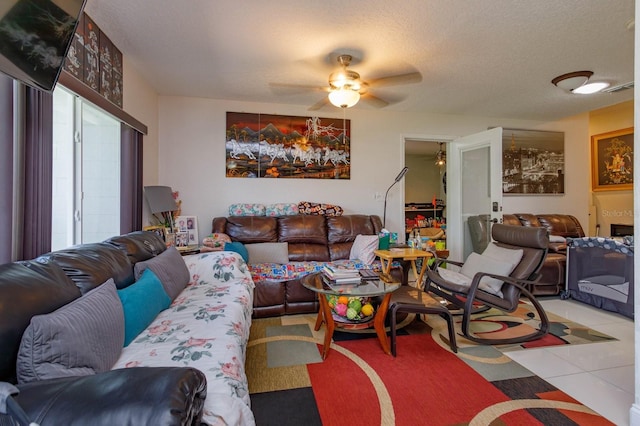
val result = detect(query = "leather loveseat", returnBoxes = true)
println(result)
[212,214,402,318]
[468,213,585,296]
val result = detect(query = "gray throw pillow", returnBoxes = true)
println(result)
[244,242,289,264]
[17,279,124,384]
[134,246,190,300]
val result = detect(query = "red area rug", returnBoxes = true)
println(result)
[247,314,615,425]
[308,334,542,425]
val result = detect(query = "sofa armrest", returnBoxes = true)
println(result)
[8,367,206,426]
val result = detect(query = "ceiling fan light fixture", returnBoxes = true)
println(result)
[328,87,360,108]
[551,70,593,92]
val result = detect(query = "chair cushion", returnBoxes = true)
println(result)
[349,235,379,264]
[482,243,524,267]
[17,279,124,383]
[459,252,520,296]
[245,242,289,264]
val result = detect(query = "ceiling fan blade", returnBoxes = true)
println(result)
[361,92,389,108]
[367,72,422,88]
[269,82,328,95]
[308,96,330,111]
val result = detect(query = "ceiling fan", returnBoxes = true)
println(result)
[270,54,422,110]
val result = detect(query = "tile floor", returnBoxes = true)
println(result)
[505,298,635,426]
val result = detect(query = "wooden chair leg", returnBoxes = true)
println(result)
[390,304,398,357]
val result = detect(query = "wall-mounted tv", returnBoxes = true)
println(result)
[0,0,86,92]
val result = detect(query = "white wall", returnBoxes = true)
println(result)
[121,57,160,191]
[405,153,445,204]
[157,96,594,242]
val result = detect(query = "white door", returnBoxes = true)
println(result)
[446,127,503,261]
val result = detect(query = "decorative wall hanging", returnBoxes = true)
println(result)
[591,127,634,191]
[502,128,564,195]
[63,12,123,107]
[226,112,350,179]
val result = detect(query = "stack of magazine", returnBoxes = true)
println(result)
[322,265,361,284]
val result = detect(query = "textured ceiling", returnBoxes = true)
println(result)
[85,0,635,121]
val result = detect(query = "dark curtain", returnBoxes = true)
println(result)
[21,87,53,260]
[120,123,144,233]
[0,75,14,264]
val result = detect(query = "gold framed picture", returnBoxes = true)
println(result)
[591,127,634,191]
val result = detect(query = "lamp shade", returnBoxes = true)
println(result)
[144,186,177,214]
[328,88,360,108]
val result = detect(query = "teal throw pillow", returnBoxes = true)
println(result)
[117,268,171,346]
[224,241,249,263]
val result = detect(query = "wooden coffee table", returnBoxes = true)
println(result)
[301,273,400,359]
[374,248,433,287]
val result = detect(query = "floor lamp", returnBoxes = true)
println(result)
[383,167,409,229]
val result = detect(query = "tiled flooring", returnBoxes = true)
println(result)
[505,298,634,425]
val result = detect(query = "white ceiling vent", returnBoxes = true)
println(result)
[603,82,634,93]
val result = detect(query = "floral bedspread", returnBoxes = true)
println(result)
[113,251,255,426]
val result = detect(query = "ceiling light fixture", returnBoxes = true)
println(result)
[551,70,609,94]
[435,142,446,166]
[328,54,362,108]
[551,71,593,91]
[328,87,360,108]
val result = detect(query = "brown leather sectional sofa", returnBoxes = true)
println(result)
[212,214,402,318]
[468,213,585,296]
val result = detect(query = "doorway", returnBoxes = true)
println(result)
[403,137,450,245]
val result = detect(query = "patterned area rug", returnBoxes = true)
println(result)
[247,305,616,425]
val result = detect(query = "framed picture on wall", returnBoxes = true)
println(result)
[591,127,634,191]
[502,128,565,195]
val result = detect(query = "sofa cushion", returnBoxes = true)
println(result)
[298,201,343,216]
[245,242,289,264]
[265,203,299,216]
[229,203,266,216]
[134,247,190,300]
[278,215,327,244]
[39,242,134,293]
[225,217,278,243]
[224,242,249,263]
[202,233,232,251]
[327,215,376,243]
[0,261,81,383]
[17,279,124,384]
[118,269,171,346]
[349,235,379,265]
[105,231,167,264]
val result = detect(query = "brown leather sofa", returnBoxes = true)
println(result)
[212,214,402,318]
[467,213,585,295]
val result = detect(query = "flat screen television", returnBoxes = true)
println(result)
[0,0,86,92]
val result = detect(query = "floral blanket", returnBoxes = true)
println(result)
[113,252,255,426]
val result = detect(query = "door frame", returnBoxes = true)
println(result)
[401,133,457,243]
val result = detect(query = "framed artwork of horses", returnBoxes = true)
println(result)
[591,127,634,191]
[225,112,350,179]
